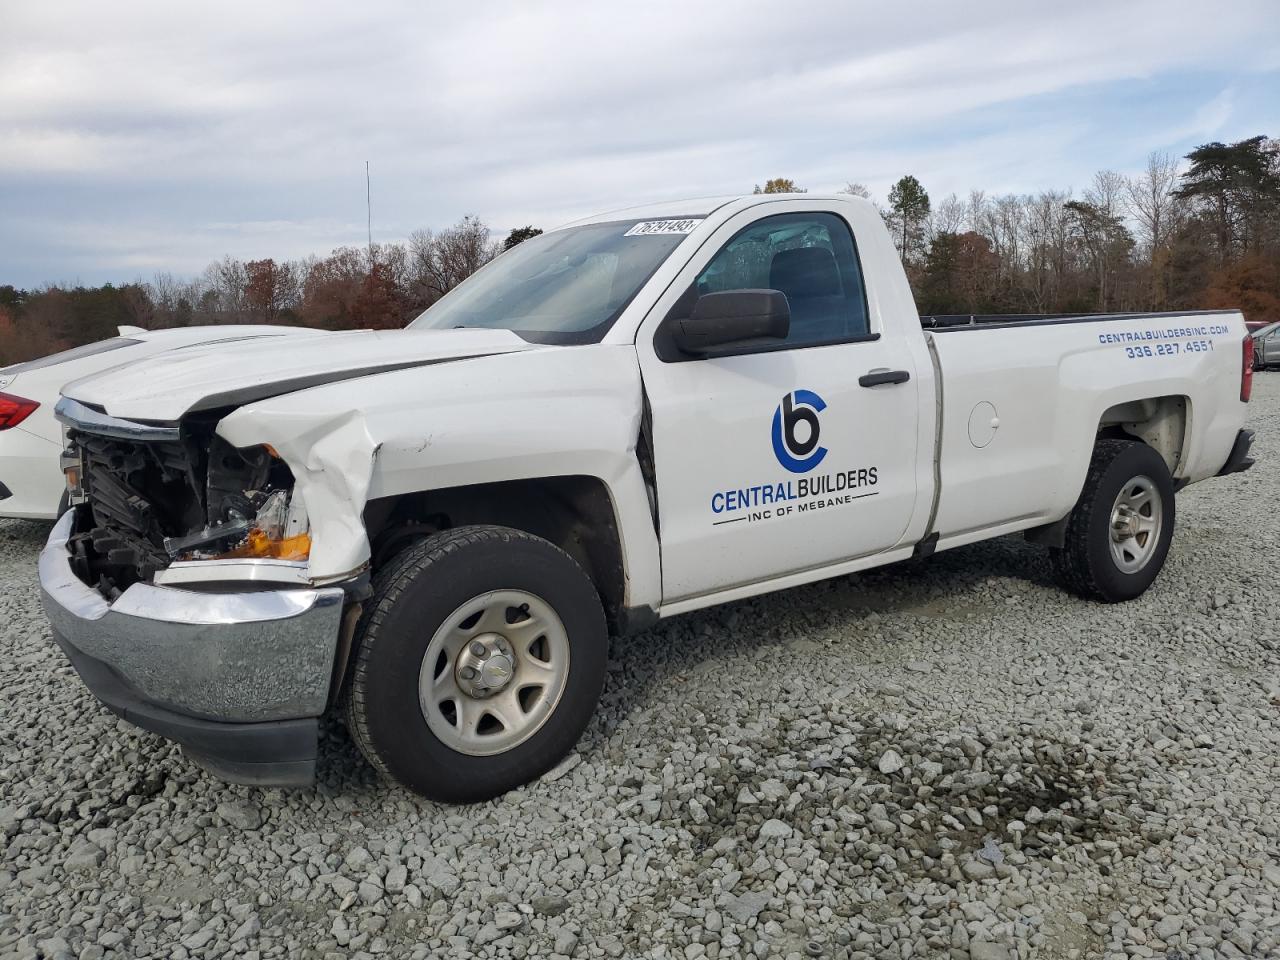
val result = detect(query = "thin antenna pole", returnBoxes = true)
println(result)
[365,161,373,255]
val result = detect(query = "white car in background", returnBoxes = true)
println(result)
[0,325,328,519]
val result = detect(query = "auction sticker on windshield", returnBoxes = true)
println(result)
[623,219,704,236]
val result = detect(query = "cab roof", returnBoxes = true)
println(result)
[560,193,862,230]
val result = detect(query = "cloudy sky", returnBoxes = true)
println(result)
[2,0,1278,287]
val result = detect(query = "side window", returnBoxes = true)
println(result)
[693,212,869,347]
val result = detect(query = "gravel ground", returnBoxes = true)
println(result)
[2,378,1278,960]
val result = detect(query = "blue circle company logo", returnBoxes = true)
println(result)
[771,389,828,474]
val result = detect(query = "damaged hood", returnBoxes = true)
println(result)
[61,328,542,421]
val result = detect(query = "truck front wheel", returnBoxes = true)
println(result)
[1050,439,1176,603]
[344,525,607,803]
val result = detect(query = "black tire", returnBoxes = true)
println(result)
[56,491,71,519]
[1050,439,1175,603]
[344,524,607,803]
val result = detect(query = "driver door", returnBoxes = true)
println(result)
[637,207,921,603]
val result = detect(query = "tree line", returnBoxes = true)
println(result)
[2,135,1277,364]
[851,135,1280,319]
[0,220,542,364]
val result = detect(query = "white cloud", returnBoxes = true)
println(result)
[1,0,1277,284]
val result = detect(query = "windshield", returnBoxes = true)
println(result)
[1253,320,1280,338]
[409,218,700,344]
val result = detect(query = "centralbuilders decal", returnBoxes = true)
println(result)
[710,390,879,527]
[1100,322,1231,360]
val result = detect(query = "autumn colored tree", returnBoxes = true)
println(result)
[1200,256,1280,325]
[753,178,805,194]
[9,139,1280,361]
[0,304,29,364]
[350,262,405,329]
[243,259,297,323]
[918,231,1001,314]
[298,247,367,329]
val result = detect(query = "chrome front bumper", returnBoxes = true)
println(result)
[39,512,347,784]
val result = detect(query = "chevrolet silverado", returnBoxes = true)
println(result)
[39,195,1256,801]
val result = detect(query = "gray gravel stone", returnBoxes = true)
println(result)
[542,752,581,782]
[554,928,579,955]
[877,748,904,774]
[757,819,792,839]
[3,377,1278,960]
[532,895,570,916]
[230,915,261,943]
[63,841,104,872]
[962,859,995,880]
[1154,915,1183,939]
[384,864,407,893]
[723,891,771,924]
[216,800,263,830]
[969,941,1011,960]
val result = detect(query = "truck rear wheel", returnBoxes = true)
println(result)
[1050,439,1175,603]
[344,525,607,803]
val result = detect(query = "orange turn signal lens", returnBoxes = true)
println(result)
[221,528,311,561]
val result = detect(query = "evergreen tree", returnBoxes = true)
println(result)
[888,175,931,262]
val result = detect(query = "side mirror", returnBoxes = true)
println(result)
[669,289,790,356]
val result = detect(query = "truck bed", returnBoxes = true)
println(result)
[921,307,1245,554]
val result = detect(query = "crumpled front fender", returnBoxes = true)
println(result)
[210,345,661,608]
[217,407,378,581]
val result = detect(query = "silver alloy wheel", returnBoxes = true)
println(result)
[418,589,571,757]
[1108,475,1163,574]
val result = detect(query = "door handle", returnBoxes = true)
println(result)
[859,369,910,387]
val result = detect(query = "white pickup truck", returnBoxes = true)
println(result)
[40,195,1256,802]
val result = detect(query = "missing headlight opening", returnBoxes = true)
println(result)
[168,487,312,561]
[65,418,308,598]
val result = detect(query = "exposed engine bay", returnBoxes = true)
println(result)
[65,412,308,598]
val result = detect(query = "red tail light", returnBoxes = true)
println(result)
[1241,336,1254,403]
[0,392,39,430]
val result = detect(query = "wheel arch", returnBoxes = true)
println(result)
[1096,393,1191,477]
[363,475,634,633]
[1028,398,1188,550]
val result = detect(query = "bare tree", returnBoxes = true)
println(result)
[965,190,988,234]
[838,182,871,199]
[977,195,1026,299]
[1124,152,1185,308]
[931,193,967,235]
[202,256,249,323]
[434,216,498,293]
[406,216,498,307]
[1023,191,1071,312]
[1085,170,1127,220]
[1124,151,1183,254]
[406,229,439,310]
